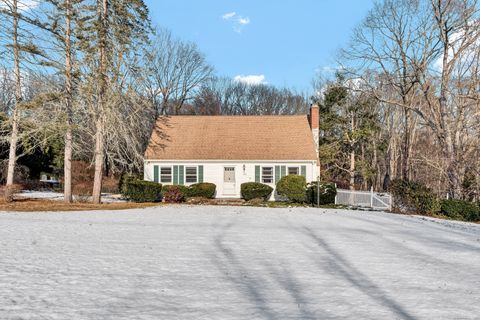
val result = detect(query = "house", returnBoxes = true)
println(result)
[144,105,320,199]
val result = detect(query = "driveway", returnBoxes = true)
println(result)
[1,206,479,319]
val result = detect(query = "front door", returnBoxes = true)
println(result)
[223,167,236,195]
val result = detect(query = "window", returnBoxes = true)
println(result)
[160,167,172,183]
[186,167,197,183]
[288,167,299,175]
[262,167,273,184]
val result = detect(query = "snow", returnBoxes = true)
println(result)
[16,190,126,203]
[0,206,479,319]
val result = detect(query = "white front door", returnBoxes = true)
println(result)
[223,167,236,195]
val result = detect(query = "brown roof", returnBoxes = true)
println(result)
[145,115,318,161]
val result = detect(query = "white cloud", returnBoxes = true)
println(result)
[234,74,266,85]
[434,21,480,72]
[222,12,236,20]
[238,17,250,25]
[221,11,251,33]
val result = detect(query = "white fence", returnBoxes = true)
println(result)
[335,188,392,211]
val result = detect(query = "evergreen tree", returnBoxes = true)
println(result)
[315,74,380,190]
[76,0,151,203]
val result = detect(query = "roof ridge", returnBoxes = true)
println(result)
[157,114,307,117]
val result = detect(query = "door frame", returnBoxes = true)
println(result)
[223,166,236,195]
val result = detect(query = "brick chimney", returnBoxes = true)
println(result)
[309,104,319,153]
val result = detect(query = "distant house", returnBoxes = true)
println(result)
[144,105,320,199]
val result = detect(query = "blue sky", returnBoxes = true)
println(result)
[145,0,375,92]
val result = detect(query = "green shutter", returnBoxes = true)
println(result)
[281,166,286,178]
[179,165,184,185]
[173,166,178,185]
[153,165,159,183]
[255,166,260,182]
[275,166,280,183]
[301,165,307,178]
[198,165,204,183]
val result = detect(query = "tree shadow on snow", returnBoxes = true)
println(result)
[207,220,332,320]
[300,225,418,320]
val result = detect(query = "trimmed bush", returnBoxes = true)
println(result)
[187,183,216,199]
[121,179,162,202]
[162,185,186,203]
[441,199,480,222]
[307,182,337,205]
[389,179,440,214]
[241,182,273,201]
[276,175,307,203]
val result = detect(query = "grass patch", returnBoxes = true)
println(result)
[243,201,343,209]
[0,198,159,212]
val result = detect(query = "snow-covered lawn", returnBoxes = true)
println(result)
[15,190,126,203]
[1,206,479,319]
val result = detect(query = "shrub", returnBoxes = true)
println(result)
[389,179,440,214]
[162,185,186,203]
[121,179,162,202]
[73,181,93,203]
[0,184,23,202]
[241,182,273,201]
[276,175,307,203]
[441,199,480,222]
[102,176,120,194]
[307,182,337,205]
[186,183,216,199]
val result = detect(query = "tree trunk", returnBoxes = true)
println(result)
[92,117,104,203]
[91,0,108,204]
[63,0,73,203]
[350,149,355,190]
[6,0,21,188]
[349,113,355,191]
[402,108,410,180]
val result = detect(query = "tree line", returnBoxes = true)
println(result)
[0,0,308,203]
[315,0,479,200]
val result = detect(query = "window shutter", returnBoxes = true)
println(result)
[153,165,159,183]
[255,166,260,182]
[198,165,204,183]
[281,166,286,178]
[301,165,307,178]
[179,166,184,185]
[275,166,280,183]
[173,166,179,185]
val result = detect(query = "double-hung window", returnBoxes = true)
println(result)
[262,167,274,184]
[160,167,172,183]
[288,167,299,175]
[185,167,198,183]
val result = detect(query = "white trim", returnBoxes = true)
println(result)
[145,159,316,163]
[261,166,274,184]
[159,166,173,183]
[287,166,300,175]
[185,166,198,184]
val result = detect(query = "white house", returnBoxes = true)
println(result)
[144,105,320,199]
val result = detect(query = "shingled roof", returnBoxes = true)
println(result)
[144,115,318,161]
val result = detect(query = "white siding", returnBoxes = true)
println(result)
[144,160,319,200]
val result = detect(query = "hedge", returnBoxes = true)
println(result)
[241,182,273,201]
[276,175,307,203]
[307,182,336,205]
[121,179,162,202]
[441,199,480,222]
[389,179,440,214]
[186,183,216,199]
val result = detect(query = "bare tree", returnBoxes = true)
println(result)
[193,77,309,115]
[340,0,480,198]
[2,0,22,191]
[144,28,214,116]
